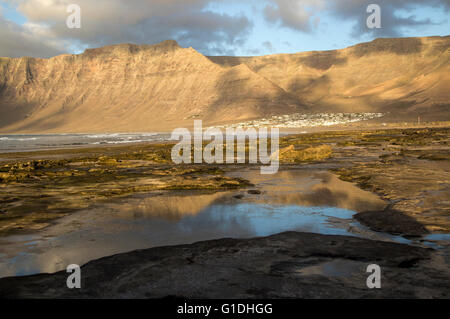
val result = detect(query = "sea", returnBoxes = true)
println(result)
[0,133,173,153]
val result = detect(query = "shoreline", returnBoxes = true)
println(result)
[1,120,449,154]
[0,125,449,297]
[1,119,449,137]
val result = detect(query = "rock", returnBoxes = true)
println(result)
[247,189,261,195]
[354,209,429,237]
[1,231,448,299]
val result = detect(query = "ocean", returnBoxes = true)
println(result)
[0,133,173,153]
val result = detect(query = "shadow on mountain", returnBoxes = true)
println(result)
[205,65,307,123]
[352,37,423,57]
[299,50,348,71]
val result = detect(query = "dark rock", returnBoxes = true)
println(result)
[354,209,429,237]
[247,189,261,195]
[1,231,448,299]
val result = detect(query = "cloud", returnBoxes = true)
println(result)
[0,0,448,58]
[0,11,66,57]
[328,0,450,38]
[264,0,450,38]
[263,0,324,32]
[262,41,274,52]
[1,0,253,57]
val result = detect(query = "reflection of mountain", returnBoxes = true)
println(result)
[104,170,385,222]
[112,192,230,221]
[0,35,448,133]
[287,174,387,213]
[231,170,387,213]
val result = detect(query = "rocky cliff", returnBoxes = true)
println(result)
[0,36,449,133]
[209,36,450,118]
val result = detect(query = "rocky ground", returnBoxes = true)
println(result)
[0,126,449,298]
[1,232,449,299]
[276,126,450,235]
[326,128,450,233]
[0,143,250,235]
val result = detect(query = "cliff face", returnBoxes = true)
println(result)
[209,36,450,116]
[0,40,303,133]
[0,36,449,133]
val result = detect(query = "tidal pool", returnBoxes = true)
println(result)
[0,169,414,278]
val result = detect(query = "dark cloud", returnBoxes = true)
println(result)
[264,0,450,38]
[262,41,274,52]
[2,0,253,57]
[0,12,65,58]
[328,0,450,38]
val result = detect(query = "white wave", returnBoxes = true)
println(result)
[0,137,39,141]
[86,133,159,139]
[93,139,148,145]
[86,133,121,138]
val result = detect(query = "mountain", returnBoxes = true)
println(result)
[0,36,449,133]
[209,36,450,119]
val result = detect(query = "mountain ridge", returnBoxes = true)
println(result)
[0,36,448,133]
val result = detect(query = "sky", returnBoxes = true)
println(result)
[0,0,449,58]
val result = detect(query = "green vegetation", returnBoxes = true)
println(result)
[278,145,333,163]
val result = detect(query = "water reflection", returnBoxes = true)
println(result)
[178,204,356,237]
[0,169,388,277]
[112,191,229,221]
[227,169,386,213]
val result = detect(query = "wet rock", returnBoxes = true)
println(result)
[332,129,450,233]
[1,232,448,299]
[418,152,450,161]
[247,190,261,195]
[354,209,429,237]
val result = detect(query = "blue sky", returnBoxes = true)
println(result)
[205,1,355,55]
[0,0,449,58]
[206,0,449,55]
[1,2,26,24]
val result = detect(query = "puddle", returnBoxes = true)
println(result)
[226,169,387,213]
[425,234,450,241]
[0,168,440,278]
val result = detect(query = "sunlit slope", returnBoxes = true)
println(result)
[0,36,448,133]
[209,36,450,117]
[0,40,304,133]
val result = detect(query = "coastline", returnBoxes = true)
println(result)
[0,124,449,298]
